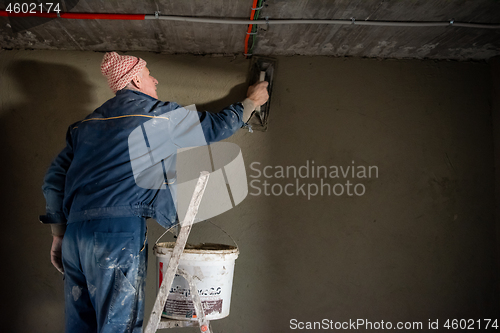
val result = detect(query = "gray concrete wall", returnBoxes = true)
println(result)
[0,50,497,332]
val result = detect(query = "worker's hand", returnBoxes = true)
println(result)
[246,81,269,107]
[51,235,64,274]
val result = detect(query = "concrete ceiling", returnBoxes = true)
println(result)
[1,0,500,60]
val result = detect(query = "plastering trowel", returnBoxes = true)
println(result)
[246,56,276,132]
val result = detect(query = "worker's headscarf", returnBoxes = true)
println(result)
[100,52,147,94]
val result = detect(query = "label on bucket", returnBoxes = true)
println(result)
[163,294,223,318]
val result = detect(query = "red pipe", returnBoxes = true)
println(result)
[0,10,145,20]
[244,0,259,57]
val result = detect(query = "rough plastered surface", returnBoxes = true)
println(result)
[0,50,497,332]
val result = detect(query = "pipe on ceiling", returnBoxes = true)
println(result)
[0,11,499,29]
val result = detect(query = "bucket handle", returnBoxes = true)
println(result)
[155,220,239,250]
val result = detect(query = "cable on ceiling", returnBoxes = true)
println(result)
[243,0,259,58]
[247,0,265,57]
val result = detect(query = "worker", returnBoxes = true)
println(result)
[40,52,269,333]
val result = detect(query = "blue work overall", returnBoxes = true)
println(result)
[62,217,147,333]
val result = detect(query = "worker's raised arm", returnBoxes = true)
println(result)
[170,81,270,147]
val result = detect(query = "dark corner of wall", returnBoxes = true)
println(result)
[490,55,500,307]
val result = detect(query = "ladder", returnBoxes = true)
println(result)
[145,171,212,333]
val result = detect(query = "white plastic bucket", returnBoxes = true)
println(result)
[154,242,239,321]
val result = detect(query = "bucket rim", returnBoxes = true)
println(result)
[155,242,239,255]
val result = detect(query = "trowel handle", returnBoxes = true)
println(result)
[259,71,266,82]
[256,71,266,112]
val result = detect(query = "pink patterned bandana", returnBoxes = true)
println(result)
[100,52,147,93]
